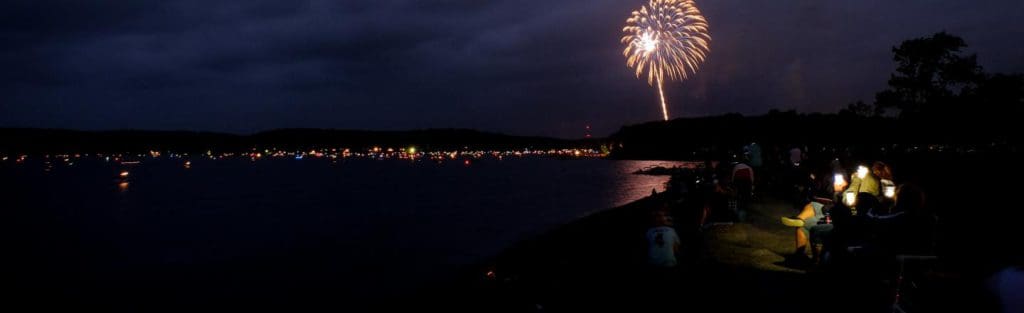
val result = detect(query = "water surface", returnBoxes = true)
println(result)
[2,157,688,308]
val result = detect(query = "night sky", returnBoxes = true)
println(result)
[2,1,1022,138]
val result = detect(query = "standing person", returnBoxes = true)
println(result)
[732,159,754,222]
[745,142,764,191]
[746,142,763,169]
[789,146,804,167]
[647,208,681,268]
[782,146,806,209]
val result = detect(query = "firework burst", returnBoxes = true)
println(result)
[622,0,710,121]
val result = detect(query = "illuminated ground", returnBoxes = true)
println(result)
[701,198,807,274]
[422,193,837,312]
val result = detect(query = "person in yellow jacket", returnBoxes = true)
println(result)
[846,164,881,197]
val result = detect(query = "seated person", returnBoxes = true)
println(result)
[802,192,879,267]
[990,263,1024,313]
[843,164,881,205]
[781,192,835,264]
[863,184,934,256]
[647,208,681,268]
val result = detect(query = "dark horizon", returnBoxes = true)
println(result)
[3,1,1023,137]
[0,108,843,139]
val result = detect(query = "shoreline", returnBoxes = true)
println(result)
[408,187,845,312]
[406,171,974,312]
[406,191,689,311]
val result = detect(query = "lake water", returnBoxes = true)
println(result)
[2,157,687,309]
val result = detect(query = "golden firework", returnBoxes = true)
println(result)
[623,0,710,121]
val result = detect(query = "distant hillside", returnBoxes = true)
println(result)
[0,128,596,154]
[250,128,579,151]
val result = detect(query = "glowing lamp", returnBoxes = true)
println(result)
[881,179,896,199]
[833,174,847,192]
[119,171,130,178]
[856,166,869,179]
[884,186,896,199]
[843,192,856,207]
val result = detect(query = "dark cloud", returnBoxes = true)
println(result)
[2,0,1022,137]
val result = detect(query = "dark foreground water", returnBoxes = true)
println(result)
[2,157,687,310]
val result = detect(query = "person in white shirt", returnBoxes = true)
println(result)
[646,209,680,267]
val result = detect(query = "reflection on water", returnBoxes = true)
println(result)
[609,160,696,208]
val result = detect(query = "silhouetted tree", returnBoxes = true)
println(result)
[839,100,880,117]
[972,74,1024,116]
[875,32,984,119]
[961,73,1024,137]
